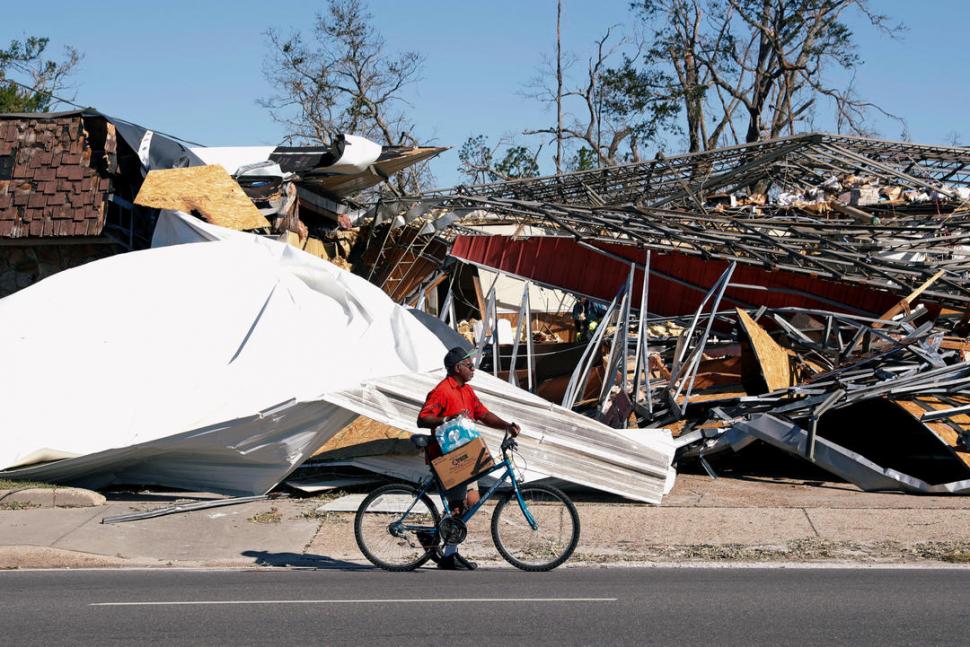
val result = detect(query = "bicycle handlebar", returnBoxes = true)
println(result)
[501,431,518,453]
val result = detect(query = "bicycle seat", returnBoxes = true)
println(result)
[410,433,431,449]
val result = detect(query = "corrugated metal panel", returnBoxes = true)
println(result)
[451,235,903,316]
[321,370,675,504]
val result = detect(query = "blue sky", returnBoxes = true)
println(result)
[3,1,968,187]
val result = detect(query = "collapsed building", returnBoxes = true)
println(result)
[6,120,970,502]
[0,108,444,296]
[342,132,970,495]
[0,108,675,504]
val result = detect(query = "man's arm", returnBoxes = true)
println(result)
[417,413,447,430]
[479,411,520,437]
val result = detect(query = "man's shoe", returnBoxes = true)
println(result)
[437,553,477,571]
[416,531,441,564]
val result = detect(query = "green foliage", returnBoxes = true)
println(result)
[568,147,598,172]
[457,135,540,183]
[494,146,539,180]
[0,36,79,113]
[457,134,494,184]
[600,55,682,144]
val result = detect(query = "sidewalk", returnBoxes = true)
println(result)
[3,473,970,569]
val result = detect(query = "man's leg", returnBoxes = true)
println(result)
[442,484,467,557]
[439,483,477,570]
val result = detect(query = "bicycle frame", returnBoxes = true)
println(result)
[394,443,538,536]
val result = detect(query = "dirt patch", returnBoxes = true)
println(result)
[572,538,970,564]
[249,507,283,524]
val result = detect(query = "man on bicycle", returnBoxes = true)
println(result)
[417,346,520,571]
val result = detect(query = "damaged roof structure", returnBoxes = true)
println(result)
[0,212,674,503]
[0,107,445,297]
[0,109,197,297]
[8,115,970,504]
[346,131,970,496]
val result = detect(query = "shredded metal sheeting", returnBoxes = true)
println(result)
[735,414,970,494]
[321,371,675,505]
[101,495,270,524]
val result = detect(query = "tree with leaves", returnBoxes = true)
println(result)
[0,37,81,113]
[457,134,541,184]
[262,0,430,193]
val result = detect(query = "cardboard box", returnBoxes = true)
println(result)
[431,436,495,490]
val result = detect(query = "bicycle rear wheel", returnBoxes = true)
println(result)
[354,483,441,571]
[491,484,580,572]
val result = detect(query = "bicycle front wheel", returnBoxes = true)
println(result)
[354,483,441,571]
[491,484,580,571]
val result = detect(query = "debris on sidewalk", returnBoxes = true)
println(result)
[339,131,970,496]
[8,114,970,504]
[0,214,675,503]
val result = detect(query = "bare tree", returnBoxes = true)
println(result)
[261,0,430,193]
[628,0,905,150]
[525,26,679,167]
[555,0,564,173]
[0,37,81,113]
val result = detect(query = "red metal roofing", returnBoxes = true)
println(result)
[451,234,904,316]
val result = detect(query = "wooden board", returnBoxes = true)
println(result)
[134,164,270,230]
[736,308,792,392]
[893,396,970,468]
[311,415,412,460]
[304,237,329,259]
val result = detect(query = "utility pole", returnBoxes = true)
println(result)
[555,0,563,175]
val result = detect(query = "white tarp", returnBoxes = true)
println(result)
[1,212,674,501]
[0,221,445,493]
[189,146,278,176]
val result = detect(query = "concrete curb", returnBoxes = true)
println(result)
[0,487,106,509]
[2,545,970,571]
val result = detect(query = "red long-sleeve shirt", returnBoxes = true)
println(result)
[418,375,490,461]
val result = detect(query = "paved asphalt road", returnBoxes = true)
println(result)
[1,566,968,646]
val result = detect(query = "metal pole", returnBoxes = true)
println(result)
[674,262,737,408]
[492,284,501,377]
[438,290,453,323]
[474,287,496,369]
[632,250,651,411]
[562,287,623,409]
[670,272,724,379]
[507,281,531,387]
[597,292,627,415]
[620,263,635,395]
[524,282,534,392]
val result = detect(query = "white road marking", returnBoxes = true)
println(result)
[90,597,617,607]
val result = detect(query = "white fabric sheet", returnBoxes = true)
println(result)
[1,212,674,501]
[0,218,445,493]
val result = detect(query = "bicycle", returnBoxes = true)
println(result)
[354,432,580,572]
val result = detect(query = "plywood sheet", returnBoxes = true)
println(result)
[311,415,412,459]
[736,308,792,392]
[134,164,270,230]
[304,237,329,259]
[894,396,970,468]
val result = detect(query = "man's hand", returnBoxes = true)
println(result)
[506,422,521,437]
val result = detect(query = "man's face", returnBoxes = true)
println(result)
[455,358,475,381]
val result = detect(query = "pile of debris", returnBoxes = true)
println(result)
[338,131,970,495]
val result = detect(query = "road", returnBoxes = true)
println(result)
[1,566,968,646]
